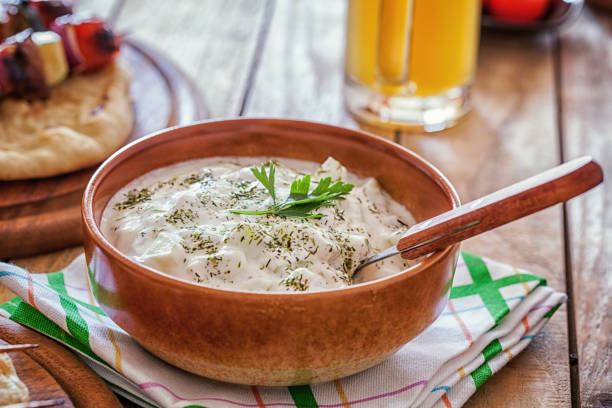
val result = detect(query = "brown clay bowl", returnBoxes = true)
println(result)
[81,119,460,386]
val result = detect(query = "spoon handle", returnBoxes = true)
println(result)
[397,156,603,260]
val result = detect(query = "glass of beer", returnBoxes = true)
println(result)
[344,0,481,132]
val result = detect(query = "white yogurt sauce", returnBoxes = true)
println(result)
[101,157,417,292]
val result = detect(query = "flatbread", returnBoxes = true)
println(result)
[0,353,29,404]
[0,63,133,180]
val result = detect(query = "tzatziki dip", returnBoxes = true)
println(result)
[101,157,417,292]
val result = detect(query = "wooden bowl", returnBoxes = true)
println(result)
[81,119,460,386]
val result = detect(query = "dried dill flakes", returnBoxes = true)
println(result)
[342,257,354,274]
[181,231,218,254]
[228,180,260,206]
[334,207,346,221]
[195,192,209,205]
[182,174,204,185]
[281,273,309,291]
[208,255,222,267]
[181,169,213,186]
[165,208,196,225]
[114,188,153,210]
[368,204,380,214]
[156,176,178,190]
[397,218,410,227]
[194,271,204,283]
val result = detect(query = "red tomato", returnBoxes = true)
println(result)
[72,18,120,71]
[489,0,550,22]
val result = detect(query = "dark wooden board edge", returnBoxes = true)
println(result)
[0,317,122,408]
[0,205,83,259]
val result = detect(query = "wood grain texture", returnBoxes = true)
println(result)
[244,2,571,406]
[115,0,269,118]
[400,30,571,408]
[0,317,121,408]
[243,0,353,125]
[559,7,612,407]
[2,345,73,407]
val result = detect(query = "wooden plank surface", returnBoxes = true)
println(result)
[114,0,270,118]
[439,29,570,407]
[558,7,612,407]
[244,2,571,407]
[6,1,611,407]
[243,0,352,125]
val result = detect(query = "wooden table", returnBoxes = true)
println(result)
[1,1,610,407]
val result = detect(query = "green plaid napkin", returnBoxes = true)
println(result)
[0,252,565,408]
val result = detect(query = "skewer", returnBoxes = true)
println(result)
[4,399,65,408]
[0,343,39,352]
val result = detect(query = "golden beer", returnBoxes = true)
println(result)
[345,0,481,131]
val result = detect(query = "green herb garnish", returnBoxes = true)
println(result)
[114,188,153,210]
[230,162,354,219]
[251,162,276,204]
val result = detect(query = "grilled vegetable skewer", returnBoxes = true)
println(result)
[0,1,121,100]
[0,0,72,41]
[51,14,121,72]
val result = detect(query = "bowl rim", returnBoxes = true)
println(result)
[82,118,461,298]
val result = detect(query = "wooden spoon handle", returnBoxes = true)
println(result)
[398,156,603,259]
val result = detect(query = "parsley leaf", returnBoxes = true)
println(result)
[230,162,354,219]
[250,162,276,204]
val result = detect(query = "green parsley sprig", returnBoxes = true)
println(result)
[230,162,354,219]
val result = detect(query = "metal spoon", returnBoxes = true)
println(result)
[352,156,603,279]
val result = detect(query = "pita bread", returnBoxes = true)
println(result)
[0,353,29,404]
[0,63,133,180]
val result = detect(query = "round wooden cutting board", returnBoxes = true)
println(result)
[0,317,121,407]
[0,40,209,259]
[2,348,74,408]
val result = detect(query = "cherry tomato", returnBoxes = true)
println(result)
[52,15,121,72]
[72,18,120,71]
[489,0,550,22]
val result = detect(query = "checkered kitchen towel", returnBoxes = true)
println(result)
[0,252,565,408]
